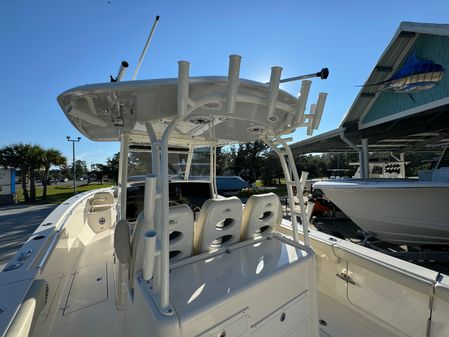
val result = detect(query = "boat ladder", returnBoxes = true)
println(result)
[264,137,310,246]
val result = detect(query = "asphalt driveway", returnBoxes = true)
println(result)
[0,203,57,271]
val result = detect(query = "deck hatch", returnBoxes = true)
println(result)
[63,263,108,315]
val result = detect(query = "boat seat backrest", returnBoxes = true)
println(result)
[193,197,242,254]
[240,193,281,240]
[128,204,194,288]
[168,204,194,261]
[89,191,114,212]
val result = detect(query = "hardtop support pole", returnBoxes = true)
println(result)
[157,59,190,313]
[118,134,129,220]
[264,138,299,243]
[116,133,129,309]
[159,134,171,311]
[184,145,193,181]
[211,145,218,198]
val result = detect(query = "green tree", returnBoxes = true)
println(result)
[0,144,34,202]
[42,149,67,199]
[60,164,71,180]
[230,141,268,183]
[260,151,283,185]
[216,146,235,175]
[69,160,88,181]
[101,153,120,183]
[28,145,45,201]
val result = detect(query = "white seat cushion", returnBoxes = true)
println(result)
[168,204,194,261]
[194,197,242,254]
[240,193,281,240]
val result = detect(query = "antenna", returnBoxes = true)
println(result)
[132,15,160,80]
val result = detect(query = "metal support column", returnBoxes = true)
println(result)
[118,134,129,220]
[361,138,369,178]
[339,129,365,178]
[399,153,406,178]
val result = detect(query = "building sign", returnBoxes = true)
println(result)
[0,168,15,195]
[365,51,444,94]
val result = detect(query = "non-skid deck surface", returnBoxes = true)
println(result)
[32,232,123,337]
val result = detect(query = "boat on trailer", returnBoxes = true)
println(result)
[313,147,449,245]
[0,53,448,337]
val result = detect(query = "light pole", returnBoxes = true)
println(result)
[66,136,81,194]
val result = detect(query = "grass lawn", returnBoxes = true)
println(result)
[16,184,114,204]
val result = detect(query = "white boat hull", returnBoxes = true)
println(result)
[313,179,449,245]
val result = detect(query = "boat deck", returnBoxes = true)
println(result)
[31,231,123,337]
[309,214,449,275]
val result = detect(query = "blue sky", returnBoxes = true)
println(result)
[1,0,449,166]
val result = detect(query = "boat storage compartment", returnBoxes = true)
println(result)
[63,263,108,315]
[333,240,439,337]
[156,234,318,337]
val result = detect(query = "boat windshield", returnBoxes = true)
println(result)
[127,146,211,181]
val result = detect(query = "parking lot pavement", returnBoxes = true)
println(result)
[0,203,57,271]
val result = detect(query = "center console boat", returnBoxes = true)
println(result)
[1,53,448,337]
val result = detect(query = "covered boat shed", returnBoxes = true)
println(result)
[291,22,449,178]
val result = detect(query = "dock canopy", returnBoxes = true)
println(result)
[291,22,449,155]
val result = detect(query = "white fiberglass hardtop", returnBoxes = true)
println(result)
[57,62,326,146]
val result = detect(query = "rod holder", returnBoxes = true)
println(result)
[116,61,129,81]
[177,61,190,118]
[293,80,311,125]
[307,104,316,136]
[266,66,282,122]
[143,230,158,280]
[312,92,327,130]
[226,55,241,114]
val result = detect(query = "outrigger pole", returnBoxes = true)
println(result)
[132,15,160,80]
[266,68,329,84]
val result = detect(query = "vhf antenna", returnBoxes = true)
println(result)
[132,15,160,80]
[110,15,160,82]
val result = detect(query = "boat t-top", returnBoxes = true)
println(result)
[0,52,331,337]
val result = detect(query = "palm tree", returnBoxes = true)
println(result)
[42,148,67,199]
[28,145,45,202]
